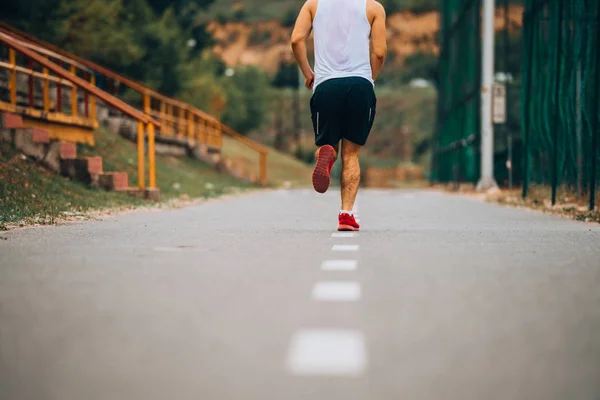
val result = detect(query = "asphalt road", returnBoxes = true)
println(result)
[1,188,599,400]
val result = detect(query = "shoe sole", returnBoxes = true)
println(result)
[337,224,360,232]
[312,145,335,193]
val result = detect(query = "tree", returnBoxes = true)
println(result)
[221,67,270,134]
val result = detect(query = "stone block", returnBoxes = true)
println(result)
[117,188,146,199]
[0,128,12,143]
[98,172,129,191]
[60,142,77,159]
[60,157,101,184]
[1,113,24,129]
[14,128,47,161]
[86,156,103,175]
[144,188,161,202]
[43,142,61,173]
[31,128,50,144]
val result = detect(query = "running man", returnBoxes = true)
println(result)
[291,0,387,231]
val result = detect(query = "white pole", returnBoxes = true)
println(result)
[477,0,499,191]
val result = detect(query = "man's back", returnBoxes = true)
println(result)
[312,0,373,89]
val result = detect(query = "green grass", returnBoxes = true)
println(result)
[220,135,313,188]
[80,127,254,200]
[0,140,145,230]
[0,127,256,230]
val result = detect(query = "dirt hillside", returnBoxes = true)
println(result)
[206,7,523,74]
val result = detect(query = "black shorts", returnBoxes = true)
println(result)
[310,76,376,147]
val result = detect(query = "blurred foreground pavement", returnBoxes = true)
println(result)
[1,189,600,400]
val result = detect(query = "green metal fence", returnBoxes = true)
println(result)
[435,0,600,210]
[432,0,481,184]
[521,0,600,210]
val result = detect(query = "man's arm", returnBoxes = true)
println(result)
[291,0,315,89]
[369,2,387,81]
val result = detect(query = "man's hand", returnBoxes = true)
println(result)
[304,71,315,89]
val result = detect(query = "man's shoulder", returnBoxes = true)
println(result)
[304,0,318,15]
[367,0,386,20]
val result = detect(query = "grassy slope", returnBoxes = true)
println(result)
[0,139,144,229]
[220,135,313,187]
[0,127,253,229]
[79,127,253,199]
[0,124,313,229]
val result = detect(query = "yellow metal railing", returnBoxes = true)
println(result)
[0,22,269,185]
[0,32,160,190]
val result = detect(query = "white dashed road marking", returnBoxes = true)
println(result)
[286,330,367,376]
[332,232,358,238]
[332,244,360,251]
[285,202,366,377]
[312,282,361,302]
[321,260,358,271]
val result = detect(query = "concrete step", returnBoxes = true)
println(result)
[97,172,128,191]
[60,156,103,184]
[59,142,77,160]
[1,113,24,129]
[13,128,50,162]
[116,187,161,201]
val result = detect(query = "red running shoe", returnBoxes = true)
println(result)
[338,213,360,231]
[312,145,336,193]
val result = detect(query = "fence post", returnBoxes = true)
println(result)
[178,107,184,138]
[187,109,194,142]
[504,0,513,190]
[83,72,89,117]
[147,122,156,189]
[28,59,34,108]
[477,0,499,191]
[90,73,96,120]
[590,2,600,211]
[43,67,49,113]
[160,101,165,134]
[57,81,63,113]
[137,120,146,189]
[522,5,535,199]
[70,65,78,116]
[143,92,150,116]
[167,104,172,136]
[8,49,16,106]
[260,151,268,186]
[551,0,564,206]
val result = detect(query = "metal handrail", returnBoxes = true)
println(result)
[0,22,269,185]
[0,32,159,189]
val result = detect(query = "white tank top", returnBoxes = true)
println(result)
[313,0,374,90]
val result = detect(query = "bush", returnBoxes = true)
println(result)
[401,51,438,84]
[282,8,298,28]
[379,0,437,14]
[407,0,437,14]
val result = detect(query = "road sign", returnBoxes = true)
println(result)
[492,83,507,124]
